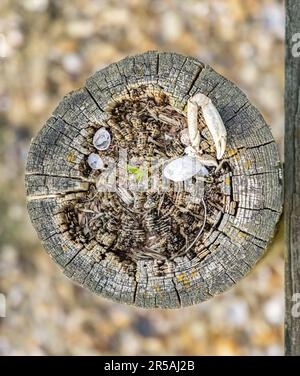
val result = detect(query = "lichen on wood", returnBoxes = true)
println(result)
[25,51,283,308]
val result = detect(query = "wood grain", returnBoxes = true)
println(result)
[285,0,300,356]
[25,52,283,308]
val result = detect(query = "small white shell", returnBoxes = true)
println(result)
[93,127,111,150]
[87,153,104,170]
[163,156,208,182]
[187,93,227,159]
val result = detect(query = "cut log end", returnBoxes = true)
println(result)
[25,51,283,308]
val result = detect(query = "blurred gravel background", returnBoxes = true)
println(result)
[0,0,284,355]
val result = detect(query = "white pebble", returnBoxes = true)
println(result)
[161,12,183,42]
[87,153,104,170]
[23,0,48,12]
[93,127,111,150]
[225,299,249,326]
[62,53,82,75]
[262,294,284,325]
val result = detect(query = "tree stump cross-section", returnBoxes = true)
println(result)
[25,51,283,309]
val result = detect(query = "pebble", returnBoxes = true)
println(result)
[261,4,285,39]
[62,53,82,75]
[224,299,249,326]
[133,316,156,338]
[161,12,184,42]
[66,20,95,38]
[22,0,49,12]
[263,294,284,325]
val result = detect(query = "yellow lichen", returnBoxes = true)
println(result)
[154,284,161,293]
[238,230,248,238]
[177,272,190,287]
[190,267,198,279]
[66,151,77,162]
[244,159,252,169]
[177,273,186,282]
[227,148,237,157]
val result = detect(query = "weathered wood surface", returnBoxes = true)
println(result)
[25,51,282,308]
[285,0,300,356]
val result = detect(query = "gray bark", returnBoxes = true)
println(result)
[285,0,300,356]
